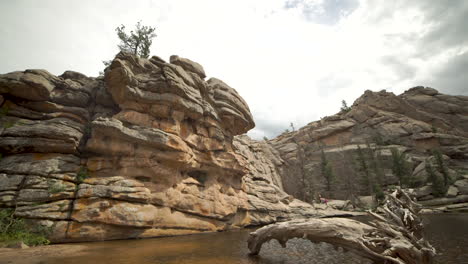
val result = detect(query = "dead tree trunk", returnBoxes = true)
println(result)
[247,188,436,264]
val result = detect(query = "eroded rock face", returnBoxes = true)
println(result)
[0,52,305,242]
[270,88,468,201]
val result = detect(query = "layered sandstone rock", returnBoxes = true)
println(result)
[269,88,468,203]
[1,52,317,242]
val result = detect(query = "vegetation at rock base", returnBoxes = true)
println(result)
[48,180,67,194]
[76,166,89,183]
[425,162,445,197]
[0,105,9,117]
[426,149,453,197]
[371,131,385,146]
[0,209,50,247]
[433,149,451,187]
[391,148,411,187]
[2,120,15,128]
[355,144,385,203]
[320,149,335,191]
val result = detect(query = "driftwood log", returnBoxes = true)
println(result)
[247,189,436,264]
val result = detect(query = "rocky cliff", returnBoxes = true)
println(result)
[0,52,325,242]
[4,52,463,243]
[269,88,468,208]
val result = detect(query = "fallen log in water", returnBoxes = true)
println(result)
[247,189,436,264]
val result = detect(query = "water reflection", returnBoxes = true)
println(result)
[25,214,468,264]
[423,214,468,264]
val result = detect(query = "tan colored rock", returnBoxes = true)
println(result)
[0,174,24,191]
[77,177,151,203]
[415,185,433,198]
[446,186,459,198]
[7,241,29,249]
[72,198,225,231]
[0,117,83,154]
[169,55,206,79]
[61,222,203,242]
[15,200,72,219]
[208,78,255,134]
[454,179,468,194]
[269,88,468,200]
[0,153,81,177]
[0,70,56,101]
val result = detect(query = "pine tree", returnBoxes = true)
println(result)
[433,149,450,187]
[320,149,335,191]
[391,148,411,187]
[425,162,445,197]
[116,21,156,58]
[356,145,373,194]
[340,100,351,112]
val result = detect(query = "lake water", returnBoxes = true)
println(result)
[8,214,468,264]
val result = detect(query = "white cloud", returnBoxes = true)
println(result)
[0,0,467,139]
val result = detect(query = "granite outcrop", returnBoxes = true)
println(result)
[0,52,318,242]
[268,88,468,212]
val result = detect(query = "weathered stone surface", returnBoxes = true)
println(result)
[170,55,206,79]
[3,52,466,245]
[77,176,151,203]
[15,200,72,219]
[0,52,267,242]
[72,198,225,231]
[0,69,92,107]
[105,52,253,134]
[0,70,56,101]
[446,186,459,198]
[16,176,76,204]
[415,185,433,198]
[0,153,81,177]
[0,174,24,191]
[7,241,29,249]
[207,78,255,134]
[0,117,83,154]
[454,179,468,194]
[419,195,468,207]
[233,135,292,224]
[269,88,468,200]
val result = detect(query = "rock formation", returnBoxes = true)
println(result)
[2,52,466,243]
[0,52,327,242]
[268,88,468,210]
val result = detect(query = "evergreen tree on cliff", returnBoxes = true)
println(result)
[101,22,156,75]
[115,21,156,58]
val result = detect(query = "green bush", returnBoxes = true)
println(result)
[320,149,335,191]
[374,183,385,203]
[76,166,89,183]
[391,148,411,187]
[433,149,452,186]
[0,209,50,246]
[340,100,351,112]
[0,105,9,117]
[2,120,15,128]
[425,162,446,197]
[47,180,67,194]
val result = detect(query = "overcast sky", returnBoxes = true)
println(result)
[1,0,467,139]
